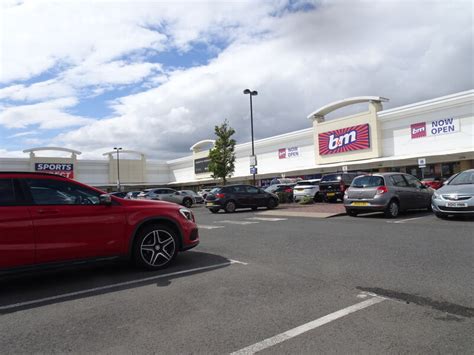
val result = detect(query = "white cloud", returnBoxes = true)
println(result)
[7,130,38,138]
[0,97,93,129]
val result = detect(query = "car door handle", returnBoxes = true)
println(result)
[37,209,60,214]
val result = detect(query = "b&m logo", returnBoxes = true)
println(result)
[318,124,370,155]
[411,122,427,139]
[278,148,287,159]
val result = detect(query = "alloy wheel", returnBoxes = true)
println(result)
[140,229,176,267]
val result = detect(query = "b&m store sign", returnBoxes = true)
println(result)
[318,124,370,155]
[35,163,74,178]
[411,118,459,139]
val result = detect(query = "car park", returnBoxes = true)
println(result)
[421,177,444,190]
[138,188,194,208]
[179,190,204,204]
[431,169,474,218]
[0,172,199,272]
[205,184,279,213]
[293,179,321,202]
[344,173,433,218]
[319,172,360,202]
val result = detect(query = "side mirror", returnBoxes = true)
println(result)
[100,194,112,206]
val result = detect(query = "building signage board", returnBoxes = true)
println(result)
[194,157,210,174]
[411,118,459,139]
[278,146,299,159]
[35,163,74,178]
[318,124,370,155]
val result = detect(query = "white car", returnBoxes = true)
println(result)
[293,179,321,202]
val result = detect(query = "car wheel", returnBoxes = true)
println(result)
[313,193,321,202]
[267,198,277,210]
[134,224,178,270]
[384,200,400,218]
[210,208,219,214]
[435,212,448,219]
[252,206,258,211]
[224,200,236,213]
[183,198,193,208]
[347,209,358,217]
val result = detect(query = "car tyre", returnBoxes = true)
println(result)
[183,198,193,208]
[313,193,322,202]
[347,209,358,217]
[224,200,236,213]
[209,207,219,214]
[251,206,258,211]
[384,200,400,218]
[133,224,178,270]
[267,198,277,210]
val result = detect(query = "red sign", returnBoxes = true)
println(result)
[35,163,74,178]
[278,148,287,159]
[318,124,370,155]
[411,122,427,139]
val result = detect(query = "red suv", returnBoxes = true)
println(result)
[0,172,199,272]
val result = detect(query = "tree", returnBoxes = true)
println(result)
[208,119,236,185]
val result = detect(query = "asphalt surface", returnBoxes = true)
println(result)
[1,205,473,354]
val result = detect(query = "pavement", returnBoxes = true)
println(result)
[262,202,346,218]
[0,206,472,354]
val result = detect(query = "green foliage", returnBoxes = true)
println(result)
[299,196,314,205]
[208,119,236,185]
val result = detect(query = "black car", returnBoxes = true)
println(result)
[205,184,279,213]
[319,172,361,202]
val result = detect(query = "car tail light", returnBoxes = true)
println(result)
[339,181,346,191]
[216,193,225,199]
[376,186,388,195]
[284,188,292,193]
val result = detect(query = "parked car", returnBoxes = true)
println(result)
[265,184,294,202]
[179,190,204,204]
[205,184,279,213]
[421,177,444,190]
[138,188,194,208]
[319,172,360,202]
[344,173,433,218]
[0,172,199,272]
[293,179,321,202]
[432,169,474,218]
[125,191,142,199]
[198,186,220,200]
[109,191,128,198]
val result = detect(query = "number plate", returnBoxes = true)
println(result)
[446,202,468,208]
[352,202,369,206]
[206,202,214,207]
[326,192,335,197]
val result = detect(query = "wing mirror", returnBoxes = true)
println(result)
[99,194,112,206]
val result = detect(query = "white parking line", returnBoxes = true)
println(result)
[217,220,260,225]
[0,260,246,312]
[230,296,385,355]
[387,216,430,224]
[198,225,225,229]
[246,217,288,221]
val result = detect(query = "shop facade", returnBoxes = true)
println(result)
[0,90,472,190]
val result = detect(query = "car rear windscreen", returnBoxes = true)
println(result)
[351,176,385,188]
[320,174,341,182]
[296,181,318,186]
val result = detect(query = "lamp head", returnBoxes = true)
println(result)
[243,89,251,94]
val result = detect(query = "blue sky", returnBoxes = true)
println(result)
[0,0,472,159]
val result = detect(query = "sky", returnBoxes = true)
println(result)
[0,0,473,161]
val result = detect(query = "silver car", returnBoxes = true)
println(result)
[138,188,194,208]
[432,169,474,218]
[344,173,432,218]
[179,190,204,204]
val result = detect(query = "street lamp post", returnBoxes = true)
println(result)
[243,89,258,186]
[113,147,122,191]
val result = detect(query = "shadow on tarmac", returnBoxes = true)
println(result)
[0,251,232,314]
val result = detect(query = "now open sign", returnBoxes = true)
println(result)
[411,118,459,139]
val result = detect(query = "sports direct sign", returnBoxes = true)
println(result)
[318,124,370,155]
[35,163,74,178]
[411,118,459,139]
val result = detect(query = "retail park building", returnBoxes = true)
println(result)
[1,90,473,190]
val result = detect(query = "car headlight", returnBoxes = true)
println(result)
[433,191,440,199]
[179,208,194,221]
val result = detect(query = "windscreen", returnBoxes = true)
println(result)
[449,171,474,185]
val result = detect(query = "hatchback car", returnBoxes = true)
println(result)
[319,172,360,202]
[138,188,194,208]
[293,179,321,202]
[344,173,432,218]
[432,169,474,218]
[179,190,204,204]
[0,172,199,272]
[205,184,279,213]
